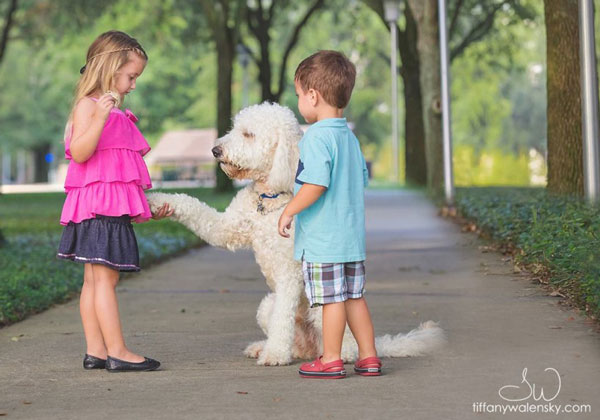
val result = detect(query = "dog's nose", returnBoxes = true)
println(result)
[212,146,223,158]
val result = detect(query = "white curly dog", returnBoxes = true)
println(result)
[147,102,445,366]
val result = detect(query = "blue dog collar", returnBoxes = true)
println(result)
[259,193,280,199]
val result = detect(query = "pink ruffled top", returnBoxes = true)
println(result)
[60,98,153,226]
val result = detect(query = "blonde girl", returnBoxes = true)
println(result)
[57,30,172,372]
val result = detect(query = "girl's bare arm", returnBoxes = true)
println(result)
[69,94,115,163]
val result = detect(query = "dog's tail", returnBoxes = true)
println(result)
[374,321,446,358]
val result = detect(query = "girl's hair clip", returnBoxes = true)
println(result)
[80,65,86,74]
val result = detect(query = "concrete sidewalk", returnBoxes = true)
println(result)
[1,190,598,419]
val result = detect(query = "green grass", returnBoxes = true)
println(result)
[0,188,235,326]
[455,187,600,317]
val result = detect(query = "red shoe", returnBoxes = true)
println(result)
[299,357,346,379]
[354,356,382,376]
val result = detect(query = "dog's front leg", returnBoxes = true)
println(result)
[257,274,303,366]
[147,192,248,251]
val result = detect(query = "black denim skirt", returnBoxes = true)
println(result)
[57,214,141,272]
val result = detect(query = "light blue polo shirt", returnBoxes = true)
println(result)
[293,118,368,263]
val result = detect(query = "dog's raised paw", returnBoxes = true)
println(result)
[146,192,170,213]
[244,340,266,359]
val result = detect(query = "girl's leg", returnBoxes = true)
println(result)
[92,263,144,363]
[321,302,347,363]
[344,297,377,360]
[80,263,107,358]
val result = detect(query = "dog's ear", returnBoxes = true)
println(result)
[267,127,300,193]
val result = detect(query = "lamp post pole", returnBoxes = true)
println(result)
[438,0,455,206]
[579,0,600,203]
[384,1,400,182]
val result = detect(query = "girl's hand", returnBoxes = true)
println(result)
[93,93,117,121]
[278,211,293,238]
[152,203,174,220]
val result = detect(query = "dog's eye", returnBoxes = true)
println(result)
[242,131,255,140]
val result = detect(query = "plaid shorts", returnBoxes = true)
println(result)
[302,260,366,308]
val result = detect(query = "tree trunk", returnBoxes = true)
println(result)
[0,0,18,64]
[363,0,427,187]
[544,0,583,195]
[32,143,50,183]
[215,39,235,191]
[255,24,275,102]
[367,0,516,189]
[0,0,19,247]
[247,0,324,103]
[402,64,427,187]
[408,0,444,195]
[202,0,237,192]
[400,3,427,187]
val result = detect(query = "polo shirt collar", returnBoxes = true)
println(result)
[308,118,347,131]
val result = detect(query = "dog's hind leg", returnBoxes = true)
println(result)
[292,300,321,360]
[244,340,267,359]
[256,274,303,366]
[340,327,359,362]
[243,293,275,359]
[256,293,275,334]
[253,293,320,360]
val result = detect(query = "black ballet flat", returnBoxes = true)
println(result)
[105,355,161,372]
[83,354,107,370]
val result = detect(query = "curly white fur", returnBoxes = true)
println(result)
[147,102,446,365]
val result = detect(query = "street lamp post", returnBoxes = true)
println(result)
[438,0,455,206]
[384,0,400,182]
[579,0,600,203]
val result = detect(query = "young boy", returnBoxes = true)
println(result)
[278,50,381,379]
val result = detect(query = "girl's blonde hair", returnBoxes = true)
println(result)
[64,31,147,139]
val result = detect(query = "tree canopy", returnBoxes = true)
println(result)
[0,0,550,187]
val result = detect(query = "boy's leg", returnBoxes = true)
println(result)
[344,261,377,360]
[345,298,377,360]
[321,302,347,363]
[302,260,348,362]
[299,260,347,378]
[92,263,144,363]
[80,263,107,358]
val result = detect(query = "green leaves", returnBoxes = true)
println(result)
[456,187,600,316]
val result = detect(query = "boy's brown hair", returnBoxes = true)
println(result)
[294,50,356,109]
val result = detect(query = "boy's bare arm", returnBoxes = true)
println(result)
[278,183,326,238]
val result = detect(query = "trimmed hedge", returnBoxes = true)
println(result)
[0,188,235,326]
[455,187,600,317]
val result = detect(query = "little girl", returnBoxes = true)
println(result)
[57,30,172,372]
